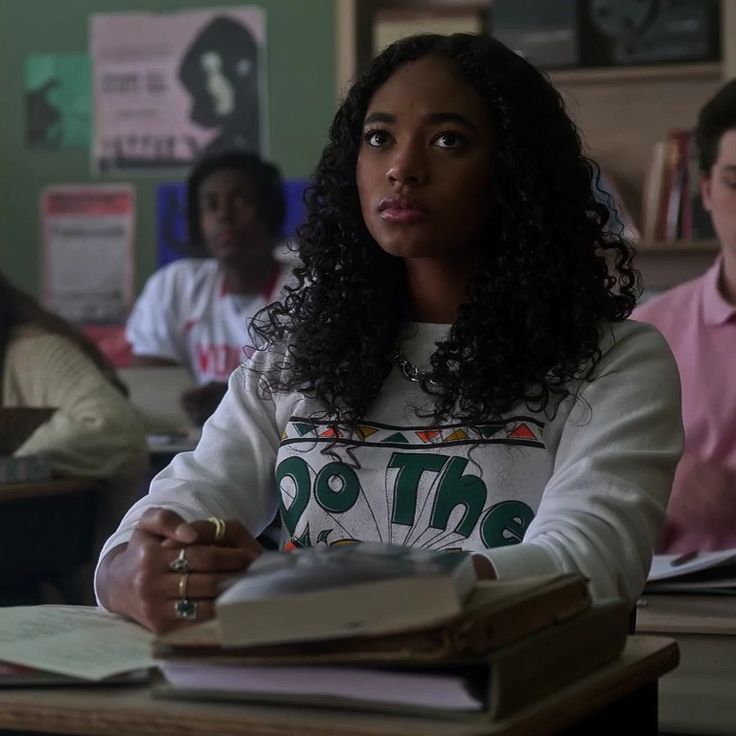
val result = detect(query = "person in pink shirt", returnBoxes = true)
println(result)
[634,80,736,554]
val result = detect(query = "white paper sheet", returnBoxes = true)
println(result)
[0,605,153,681]
[648,549,736,583]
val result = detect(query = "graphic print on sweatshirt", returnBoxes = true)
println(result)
[275,416,551,552]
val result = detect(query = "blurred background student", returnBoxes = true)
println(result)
[634,80,736,554]
[125,150,287,427]
[1,269,147,600]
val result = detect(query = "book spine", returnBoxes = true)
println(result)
[488,603,629,720]
[450,581,591,654]
[641,141,668,243]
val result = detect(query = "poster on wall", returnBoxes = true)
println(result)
[25,54,91,149]
[91,7,265,172]
[41,185,135,324]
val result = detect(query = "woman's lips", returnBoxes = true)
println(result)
[378,196,428,224]
[379,207,428,224]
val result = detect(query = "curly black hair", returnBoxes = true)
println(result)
[186,150,286,252]
[252,33,639,427]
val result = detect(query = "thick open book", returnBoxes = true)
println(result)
[155,573,590,660]
[646,549,736,593]
[154,600,628,721]
[213,542,478,647]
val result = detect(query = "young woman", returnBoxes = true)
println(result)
[96,34,683,633]
[1,270,147,575]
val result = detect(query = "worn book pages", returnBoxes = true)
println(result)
[154,573,590,661]
[214,543,478,648]
[154,601,627,722]
[0,606,154,681]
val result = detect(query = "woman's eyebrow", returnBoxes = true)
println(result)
[424,112,478,132]
[363,112,395,126]
[363,111,478,132]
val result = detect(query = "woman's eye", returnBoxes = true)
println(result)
[364,129,390,147]
[434,132,465,149]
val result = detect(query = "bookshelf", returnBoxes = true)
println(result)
[334,0,735,288]
[551,62,723,229]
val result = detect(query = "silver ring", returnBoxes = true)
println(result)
[174,598,198,620]
[178,572,189,598]
[169,548,192,573]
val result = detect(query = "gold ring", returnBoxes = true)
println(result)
[178,572,189,598]
[207,516,226,543]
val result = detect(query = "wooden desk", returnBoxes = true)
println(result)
[0,478,97,504]
[0,479,98,597]
[637,594,736,735]
[0,636,677,736]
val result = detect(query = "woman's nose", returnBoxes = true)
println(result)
[386,143,427,186]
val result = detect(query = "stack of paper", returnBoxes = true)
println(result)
[646,549,736,593]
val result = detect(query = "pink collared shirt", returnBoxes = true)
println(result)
[633,256,736,469]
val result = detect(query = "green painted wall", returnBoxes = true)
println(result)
[0,0,335,295]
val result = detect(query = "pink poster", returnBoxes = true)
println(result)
[91,7,265,172]
[41,185,135,323]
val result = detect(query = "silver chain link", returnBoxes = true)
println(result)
[393,347,436,384]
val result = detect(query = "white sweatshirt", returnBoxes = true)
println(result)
[97,319,683,605]
[126,259,285,384]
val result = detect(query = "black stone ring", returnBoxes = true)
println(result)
[174,598,198,620]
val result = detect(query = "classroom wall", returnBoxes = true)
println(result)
[0,0,335,296]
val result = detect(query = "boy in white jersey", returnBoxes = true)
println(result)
[98,34,682,634]
[126,151,286,426]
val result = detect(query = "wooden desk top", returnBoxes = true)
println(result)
[0,478,98,503]
[0,636,678,736]
[637,594,736,636]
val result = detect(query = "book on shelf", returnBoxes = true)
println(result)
[641,140,668,243]
[211,542,478,648]
[154,572,591,660]
[645,548,736,593]
[640,129,716,247]
[153,599,628,722]
[663,130,690,242]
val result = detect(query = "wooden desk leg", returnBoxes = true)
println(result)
[560,680,658,735]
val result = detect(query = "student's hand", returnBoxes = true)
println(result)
[658,454,736,553]
[96,508,261,634]
[180,381,228,427]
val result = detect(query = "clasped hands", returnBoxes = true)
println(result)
[97,508,262,634]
